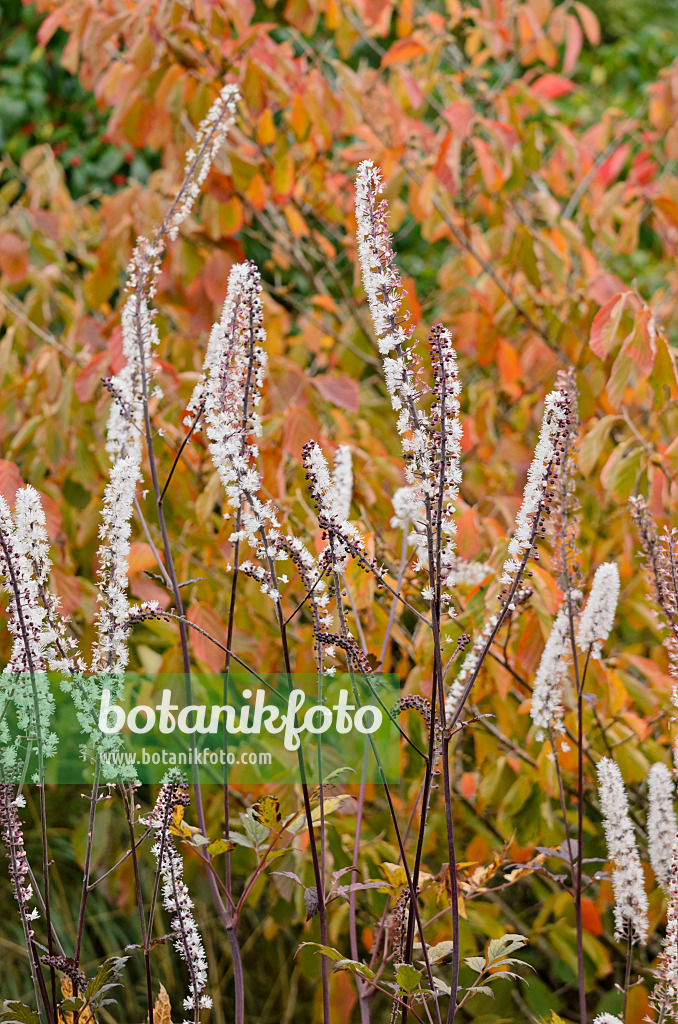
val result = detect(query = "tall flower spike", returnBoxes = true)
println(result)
[429,324,463,611]
[530,592,582,742]
[647,762,677,890]
[576,562,620,658]
[143,776,212,1020]
[656,836,678,1017]
[548,367,581,588]
[596,757,649,944]
[96,84,241,659]
[501,389,569,586]
[630,496,678,707]
[14,486,81,675]
[355,161,431,497]
[0,495,58,782]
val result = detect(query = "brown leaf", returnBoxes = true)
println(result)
[147,983,173,1024]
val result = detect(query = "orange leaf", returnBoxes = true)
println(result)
[128,542,161,575]
[472,138,502,193]
[381,36,429,67]
[283,206,309,238]
[497,339,522,398]
[245,173,267,212]
[0,233,29,283]
[580,896,602,935]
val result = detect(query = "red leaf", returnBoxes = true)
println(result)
[0,461,23,505]
[573,1,600,44]
[311,375,360,413]
[50,566,83,616]
[186,601,225,672]
[531,74,576,100]
[563,14,583,74]
[590,292,632,359]
[37,7,66,46]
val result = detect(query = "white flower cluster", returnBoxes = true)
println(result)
[657,837,678,1014]
[576,561,620,658]
[647,762,677,890]
[596,757,649,944]
[331,445,353,522]
[501,390,567,585]
[14,486,80,676]
[143,780,212,1020]
[593,1015,623,1024]
[92,456,142,674]
[530,594,581,742]
[0,491,58,780]
[446,554,493,587]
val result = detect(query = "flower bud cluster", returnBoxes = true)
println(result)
[142,775,212,1019]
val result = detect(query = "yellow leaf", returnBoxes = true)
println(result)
[252,795,282,829]
[257,108,276,146]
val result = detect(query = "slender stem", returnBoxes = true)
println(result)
[621,932,633,1022]
[121,785,154,1024]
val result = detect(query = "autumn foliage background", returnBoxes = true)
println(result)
[2,0,678,1020]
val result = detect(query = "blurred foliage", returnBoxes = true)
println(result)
[1,0,678,1021]
[0,0,159,196]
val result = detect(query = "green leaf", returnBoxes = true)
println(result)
[487,933,528,963]
[228,830,255,849]
[297,942,346,963]
[396,963,422,993]
[420,940,455,965]
[241,808,270,847]
[464,956,487,973]
[84,955,128,1005]
[332,959,376,980]
[0,1003,40,1024]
